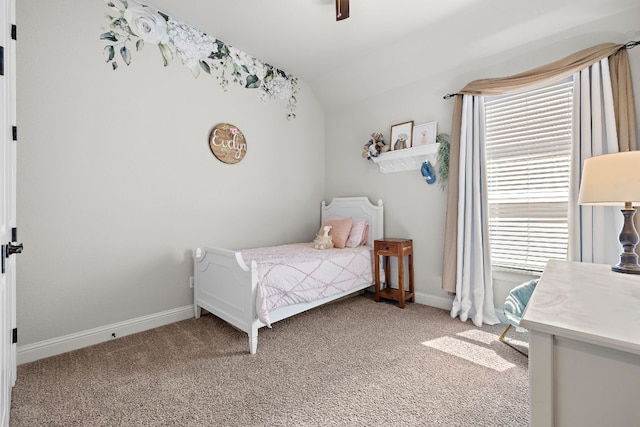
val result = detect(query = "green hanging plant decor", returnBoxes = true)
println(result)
[436,133,450,189]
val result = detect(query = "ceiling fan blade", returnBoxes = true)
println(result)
[336,0,349,21]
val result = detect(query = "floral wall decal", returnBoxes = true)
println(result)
[100,0,299,119]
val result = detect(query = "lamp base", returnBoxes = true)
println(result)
[612,263,640,275]
[612,206,640,275]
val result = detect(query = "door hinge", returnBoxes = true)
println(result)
[12,328,17,344]
[12,126,17,141]
[11,25,17,41]
[0,45,4,76]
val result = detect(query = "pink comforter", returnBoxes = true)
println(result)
[240,243,374,327]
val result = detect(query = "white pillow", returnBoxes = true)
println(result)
[346,218,368,248]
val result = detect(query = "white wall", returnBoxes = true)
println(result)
[16,0,325,346]
[14,1,640,352]
[324,7,640,311]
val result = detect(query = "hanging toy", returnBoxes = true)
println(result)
[421,161,436,184]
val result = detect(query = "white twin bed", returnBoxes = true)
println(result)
[193,196,384,354]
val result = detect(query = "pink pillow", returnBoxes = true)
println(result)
[318,217,353,249]
[346,219,368,248]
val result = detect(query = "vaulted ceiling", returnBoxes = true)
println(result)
[145,0,640,108]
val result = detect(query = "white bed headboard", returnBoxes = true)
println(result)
[321,197,384,247]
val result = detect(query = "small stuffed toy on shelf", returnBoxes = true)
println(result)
[362,132,389,160]
[314,225,334,249]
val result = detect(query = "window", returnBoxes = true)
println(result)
[484,79,574,273]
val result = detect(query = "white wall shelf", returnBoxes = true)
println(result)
[371,143,439,173]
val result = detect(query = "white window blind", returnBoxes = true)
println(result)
[484,80,573,272]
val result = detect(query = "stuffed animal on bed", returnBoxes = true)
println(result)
[314,225,334,250]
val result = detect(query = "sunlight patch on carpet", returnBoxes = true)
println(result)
[421,335,515,372]
[456,329,499,345]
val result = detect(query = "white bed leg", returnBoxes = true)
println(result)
[249,325,258,354]
[194,304,201,319]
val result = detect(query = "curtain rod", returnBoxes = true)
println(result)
[443,40,639,100]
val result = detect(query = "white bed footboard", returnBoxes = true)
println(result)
[194,247,261,352]
[194,197,384,354]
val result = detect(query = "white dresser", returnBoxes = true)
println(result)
[520,259,640,427]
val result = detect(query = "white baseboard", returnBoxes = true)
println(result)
[414,292,507,325]
[17,296,505,365]
[414,291,454,311]
[17,305,194,365]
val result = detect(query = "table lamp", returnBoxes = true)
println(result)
[578,151,640,274]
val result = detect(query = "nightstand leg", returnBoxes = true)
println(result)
[398,254,405,309]
[374,252,381,302]
[409,252,415,303]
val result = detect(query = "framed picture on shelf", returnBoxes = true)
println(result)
[390,121,414,151]
[412,121,438,146]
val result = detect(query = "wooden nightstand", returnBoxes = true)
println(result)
[374,238,414,308]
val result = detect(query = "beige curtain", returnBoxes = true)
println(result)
[610,50,638,151]
[442,42,638,293]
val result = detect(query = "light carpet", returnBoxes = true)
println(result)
[10,294,529,426]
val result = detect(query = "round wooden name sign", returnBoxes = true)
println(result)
[209,123,247,164]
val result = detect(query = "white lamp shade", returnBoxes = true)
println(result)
[578,151,640,206]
